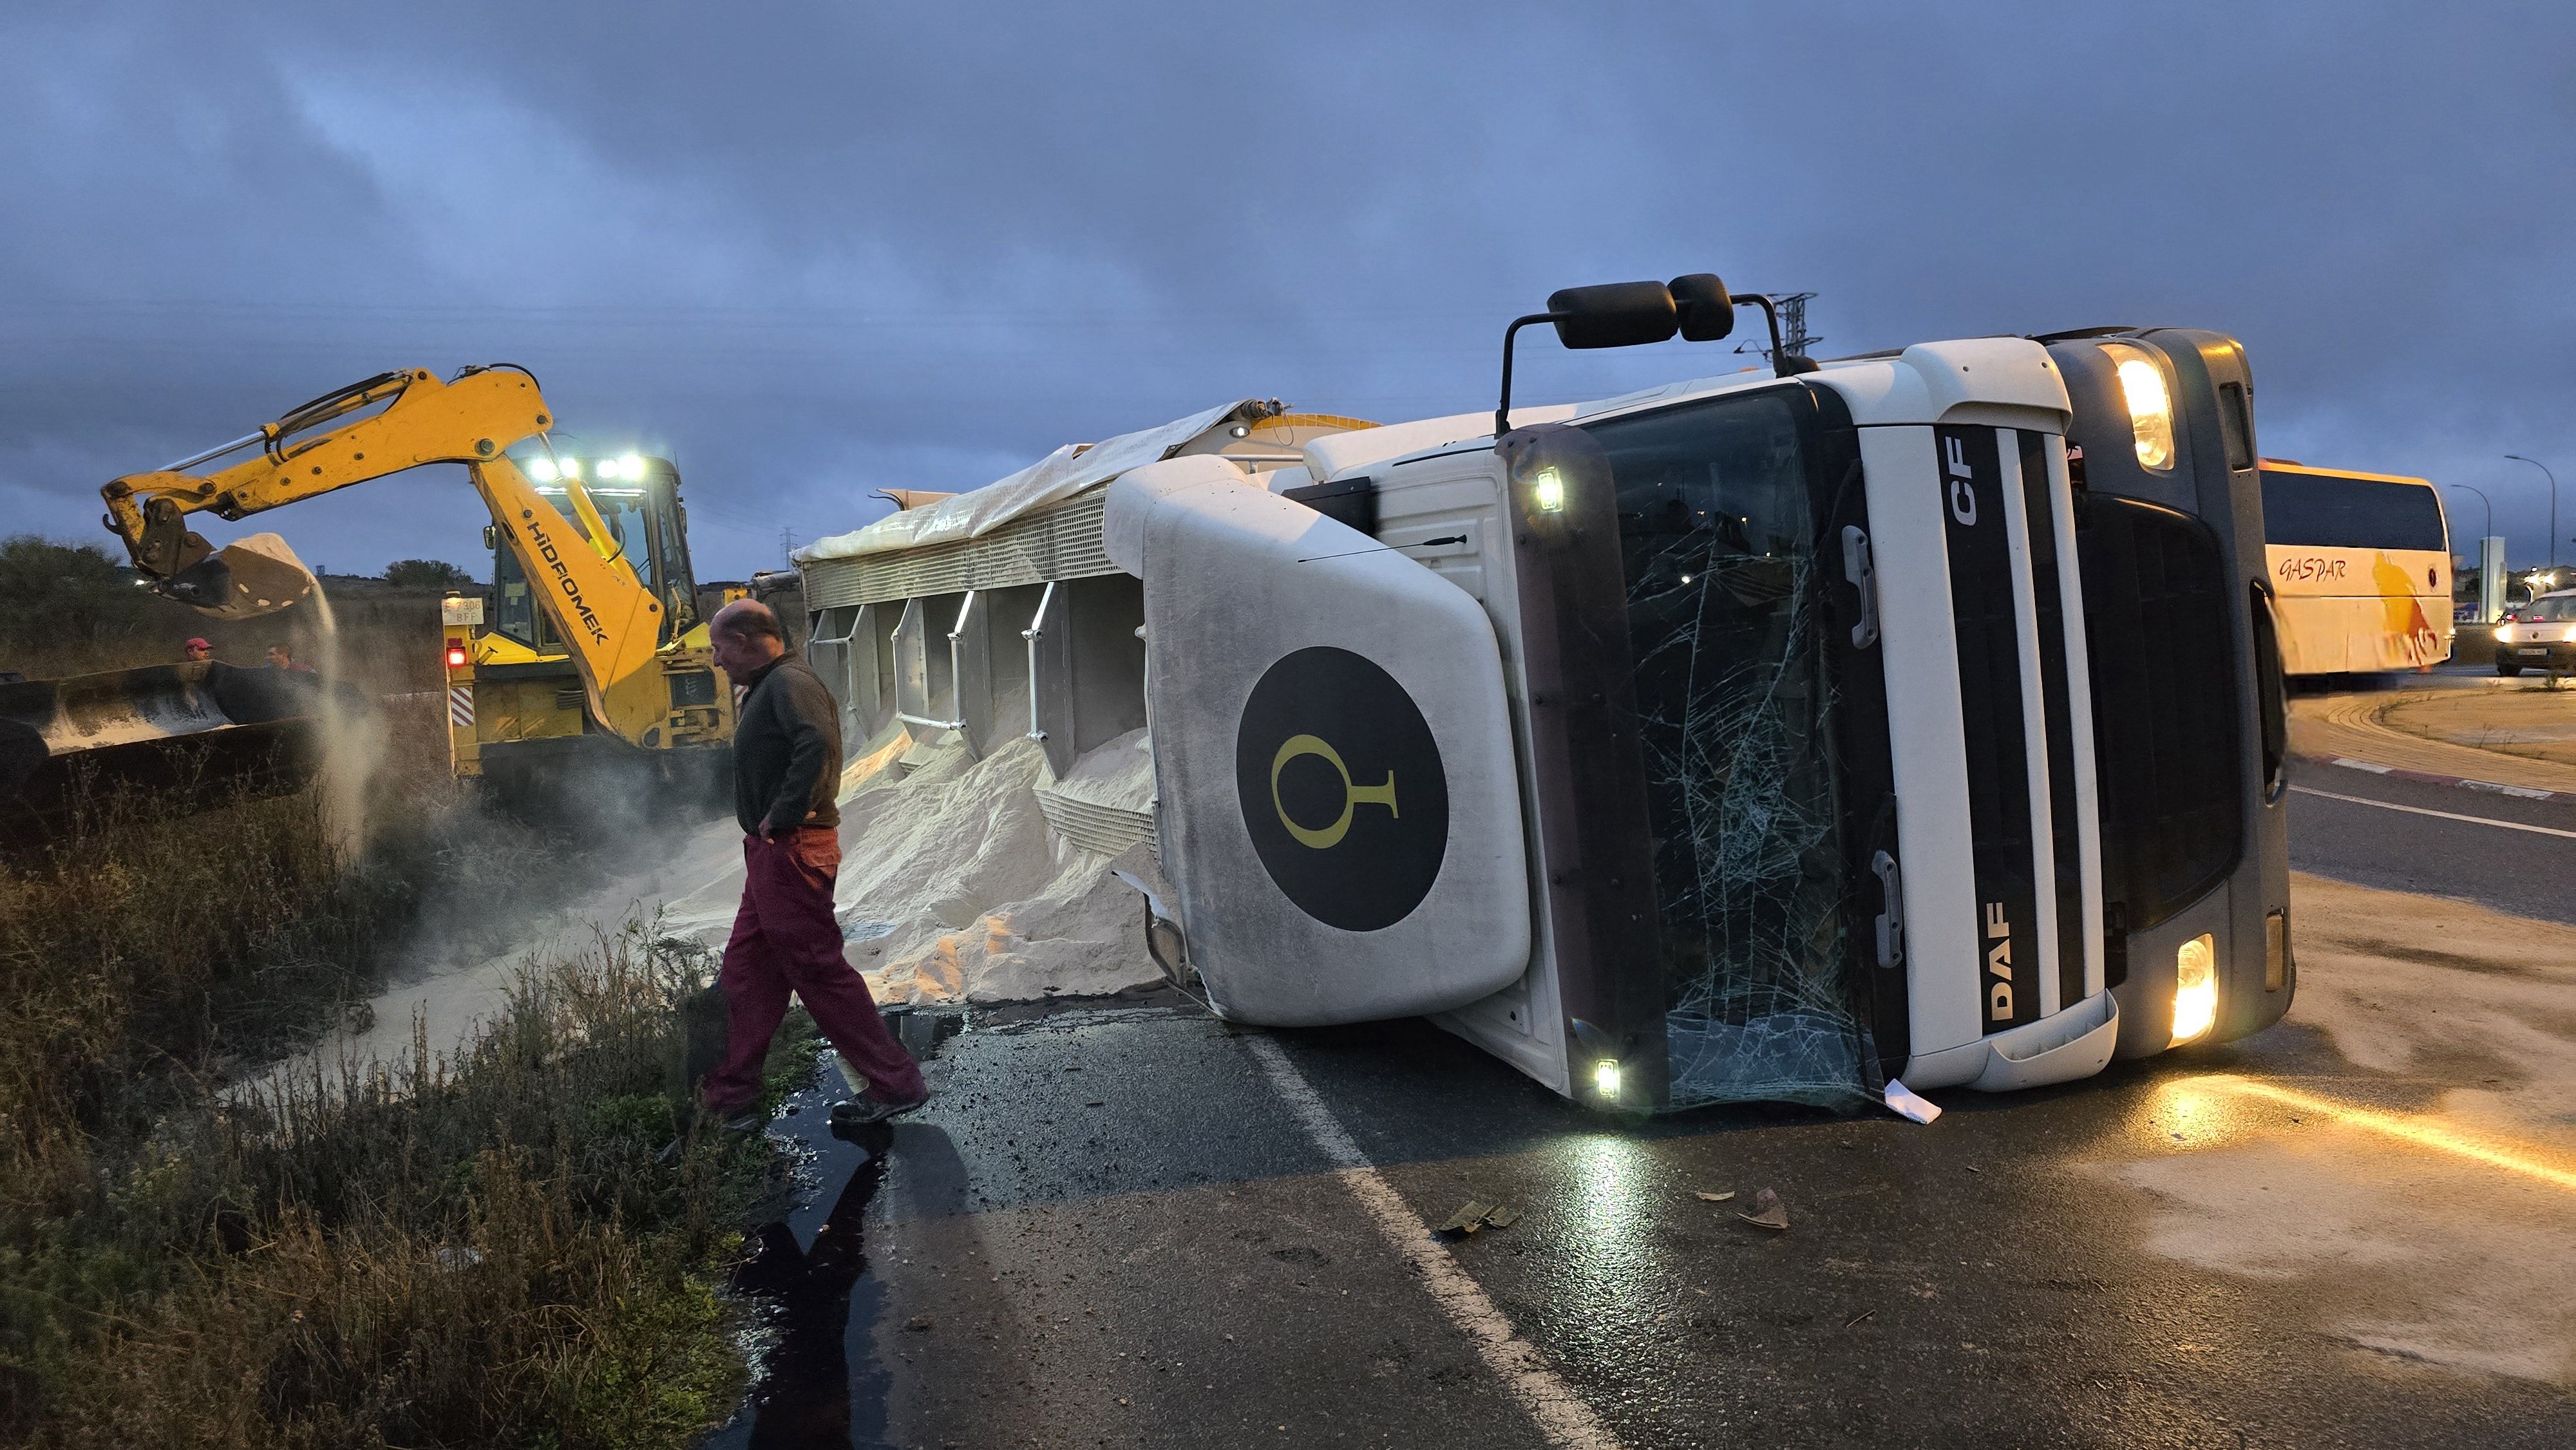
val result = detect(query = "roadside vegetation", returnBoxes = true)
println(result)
[1,535,801,1447]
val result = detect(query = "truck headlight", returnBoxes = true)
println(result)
[2171,934,2218,1045]
[1593,1059,1622,1099]
[2496,625,2514,642]
[1533,467,1567,513]
[2100,343,2176,471]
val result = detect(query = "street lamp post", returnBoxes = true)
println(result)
[2447,483,2500,622]
[2446,482,2492,540]
[2505,455,2559,566]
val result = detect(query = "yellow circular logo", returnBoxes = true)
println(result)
[1236,647,1448,932]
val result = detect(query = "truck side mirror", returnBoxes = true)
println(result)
[1545,281,1679,350]
[481,524,497,551]
[1667,274,1736,343]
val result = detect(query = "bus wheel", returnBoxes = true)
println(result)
[2497,661,2523,677]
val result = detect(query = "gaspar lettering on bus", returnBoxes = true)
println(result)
[2275,554,2351,583]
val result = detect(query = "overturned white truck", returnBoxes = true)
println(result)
[797,279,2291,1112]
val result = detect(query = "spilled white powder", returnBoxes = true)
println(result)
[822,731,1168,1005]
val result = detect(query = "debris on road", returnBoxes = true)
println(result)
[1694,1189,1737,1203]
[905,1315,934,1332]
[1883,1078,1944,1124]
[1434,1201,1519,1237]
[1737,1187,1790,1230]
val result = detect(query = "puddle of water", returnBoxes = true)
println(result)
[702,1013,963,1449]
[701,1059,896,1450]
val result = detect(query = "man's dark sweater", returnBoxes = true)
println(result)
[732,650,842,836]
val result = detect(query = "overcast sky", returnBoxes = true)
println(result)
[4,3,2570,581]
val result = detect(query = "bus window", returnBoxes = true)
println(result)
[2260,469,2445,551]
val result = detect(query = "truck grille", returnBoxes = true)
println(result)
[2076,494,2241,930]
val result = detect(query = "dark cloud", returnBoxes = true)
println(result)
[3,1,2570,579]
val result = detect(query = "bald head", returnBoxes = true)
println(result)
[712,598,782,643]
[709,598,787,680]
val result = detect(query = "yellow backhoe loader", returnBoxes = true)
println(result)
[93,365,734,812]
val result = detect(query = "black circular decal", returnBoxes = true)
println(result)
[1235,646,1449,932]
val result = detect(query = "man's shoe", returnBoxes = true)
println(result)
[830,1089,929,1129]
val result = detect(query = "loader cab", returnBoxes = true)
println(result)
[487,452,702,655]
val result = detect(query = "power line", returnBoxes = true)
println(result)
[1734,292,1821,362]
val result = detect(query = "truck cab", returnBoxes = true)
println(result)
[1112,321,2290,1111]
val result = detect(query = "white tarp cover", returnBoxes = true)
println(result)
[795,400,1254,563]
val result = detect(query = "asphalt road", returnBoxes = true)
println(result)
[703,733,2576,1449]
[2286,757,2576,925]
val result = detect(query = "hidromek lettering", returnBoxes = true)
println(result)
[518,511,611,646]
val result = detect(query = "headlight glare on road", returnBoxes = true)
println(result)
[1593,1059,1621,1100]
[2171,934,2218,1045]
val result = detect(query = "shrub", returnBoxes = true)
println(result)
[383,559,474,590]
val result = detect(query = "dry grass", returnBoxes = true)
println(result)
[0,794,808,1445]
[16,934,794,1449]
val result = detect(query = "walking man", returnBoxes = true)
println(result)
[699,599,927,1131]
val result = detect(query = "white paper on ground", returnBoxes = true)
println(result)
[1883,1078,1943,1124]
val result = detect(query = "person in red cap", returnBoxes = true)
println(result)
[182,637,212,662]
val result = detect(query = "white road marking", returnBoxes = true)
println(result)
[2331,757,2394,774]
[1243,1035,1625,1450]
[2462,780,2555,800]
[2291,785,2576,840]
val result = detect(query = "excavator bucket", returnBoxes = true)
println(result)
[159,532,317,619]
[0,661,345,834]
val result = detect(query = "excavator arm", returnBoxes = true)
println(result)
[99,366,688,747]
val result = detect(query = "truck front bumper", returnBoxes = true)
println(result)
[1902,990,2121,1092]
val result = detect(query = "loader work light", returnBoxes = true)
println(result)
[1595,1059,1622,1099]
[1532,467,1567,513]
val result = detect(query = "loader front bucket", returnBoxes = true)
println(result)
[160,532,317,619]
[0,661,343,835]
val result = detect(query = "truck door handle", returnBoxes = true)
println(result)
[1842,525,1880,650]
[1871,848,1904,969]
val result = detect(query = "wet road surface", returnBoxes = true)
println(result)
[703,762,2576,1448]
